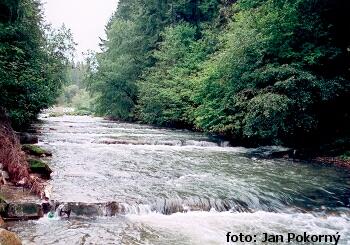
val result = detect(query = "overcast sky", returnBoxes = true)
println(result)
[41,0,119,60]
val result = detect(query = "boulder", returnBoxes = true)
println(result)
[28,159,52,179]
[105,202,119,216]
[16,132,38,144]
[21,145,52,157]
[68,203,101,216]
[55,202,121,216]
[6,203,42,220]
[41,200,52,214]
[0,228,22,245]
[247,146,293,158]
[65,202,119,216]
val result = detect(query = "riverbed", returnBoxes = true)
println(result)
[7,115,350,244]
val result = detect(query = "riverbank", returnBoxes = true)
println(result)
[1,109,349,245]
[242,144,350,169]
[44,106,350,170]
[0,108,54,243]
[5,114,350,244]
[283,148,350,169]
[0,108,51,197]
[108,118,350,170]
[309,156,350,169]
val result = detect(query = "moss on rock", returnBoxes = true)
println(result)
[22,145,52,157]
[28,159,52,179]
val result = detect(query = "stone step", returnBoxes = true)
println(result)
[1,203,42,221]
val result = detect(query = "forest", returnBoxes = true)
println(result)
[86,0,349,153]
[1,0,349,154]
[1,1,350,242]
[0,0,74,129]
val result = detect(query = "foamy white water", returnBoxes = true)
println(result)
[7,115,350,244]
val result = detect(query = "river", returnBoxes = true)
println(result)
[7,115,350,244]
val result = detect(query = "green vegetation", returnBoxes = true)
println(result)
[87,0,349,150]
[28,158,52,178]
[340,151,350,161]
[85,0,221,121]
[28,158,46,168]
[22,144,52,156]
[1,0,348,152]
[56,62,95,115]
[0,0,75,129]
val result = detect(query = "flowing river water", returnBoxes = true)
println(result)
[7,115,350,244]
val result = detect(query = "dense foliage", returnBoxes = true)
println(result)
[86,0,221,120]
[0,0,74,129]
[88,0,349,149]
[57,62,94,114]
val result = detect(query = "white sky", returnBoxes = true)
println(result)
[41,0,119,60]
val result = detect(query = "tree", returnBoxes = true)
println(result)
[88,0,349,150]
[87,0,223,120]
[195,0,350,146]
[0,0,75,129]
[138,23,208,127]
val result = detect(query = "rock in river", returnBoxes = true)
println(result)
[16,132,38,145]
[0,228,22,245]
[5,203,43,220]
[21,145,52,157]
[28,159,52,179]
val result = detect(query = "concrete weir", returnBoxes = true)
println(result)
[0,201,139,220]
[0,202,43,221]
[0,201,116,221]
[0,196,253,220]
[0,184,43,220]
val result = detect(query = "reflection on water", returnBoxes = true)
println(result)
[7,115,350,244]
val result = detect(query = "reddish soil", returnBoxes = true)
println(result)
[312,156,350,169]
[0,108,46,197]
